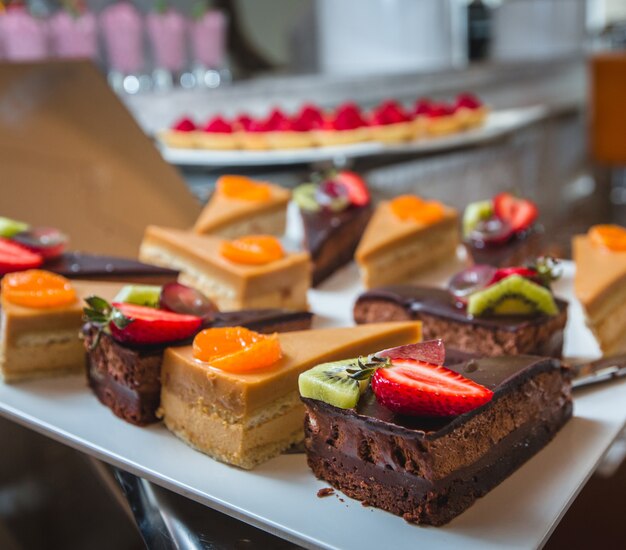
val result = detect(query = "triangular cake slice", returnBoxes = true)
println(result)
[0,279,122,382]
[355,198,459,289]
[139,225,311,311]
[193,175,290,238]
[159,321,422,469]
[573,233,626,354]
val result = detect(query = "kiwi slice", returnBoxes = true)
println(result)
[113,285,162,308]
[463,200,493,238]
[293,183,321,212]
[0,216,29,238]
[467,275,558,317]
[299,359,370,409]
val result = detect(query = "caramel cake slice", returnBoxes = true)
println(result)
[355,196,459,289]
[300,346,572,526]
[574,226,626,355]
[159,321,421,469]
[193,175,290,238]
[0,273,122,382]
[139,226,311,311]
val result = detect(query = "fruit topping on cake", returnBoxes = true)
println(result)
[294,170,371,213]
[263,108,291,132]
[234,114,255,132]
[220,235,285,265]
[202,115,234,134]
[292,104,325,132]
[426,103,455,119]
[0,239,44,274]
[588,224,626,252]
[370,100,412,126]
[2,269,77,308]
[84,295,203,347]
[455,93,483,111]
[299,340,493,416]
[328,102,367,131]
[389,195,446,224]
[0,216,29,238]
[216,175,272,202]
[414,99,433,117]
[11,226,68,259]
[172,116,197,132]
[447,257,560,316]
[192,326,282,372]
[463,192,539,246]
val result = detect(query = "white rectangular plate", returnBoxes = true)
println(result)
[0,259,622,550]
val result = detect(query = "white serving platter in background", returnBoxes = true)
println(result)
[0,257,622,550]
[157,106,548,167]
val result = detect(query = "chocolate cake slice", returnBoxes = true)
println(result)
[466,227,546,268]
[354,286,567,358]
[302,352,572,526]
[302,206,372,286]
[84,309,313,425]
[46,252,178,284]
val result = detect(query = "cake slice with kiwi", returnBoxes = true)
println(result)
[354,259,568,358]
[83,283,313,425]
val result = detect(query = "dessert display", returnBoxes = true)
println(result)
[193,175,290,238]
[355,195,459,288]
[354,260,568,357]
[158,93,488,151]
[0,270,121,382]
[83,282,312,425]
[158,320,421,469]
[139,226,311,310]
[463,192,544,267]
[574,225,626,355]
[294,171,372,286]
[299,340,572,525]
[0,216,178,283]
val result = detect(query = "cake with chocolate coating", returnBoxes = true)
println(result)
[299,342,572,526]
[354,261,567,358]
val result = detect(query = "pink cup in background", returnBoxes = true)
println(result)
[100,1,144,74]
[190,9,226,69]
[146,8,187,72]
[0,5,48,62]
[49,9,97,59]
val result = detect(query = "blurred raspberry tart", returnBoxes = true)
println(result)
[195,115,238,150]
[159,116,198,149]
[313,102,370,146]
[368,100,414,143]
[425,102,462,137]
[263,107,315,149]
[454,92,489,130]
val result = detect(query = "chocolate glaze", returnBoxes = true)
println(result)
[301,205,372,286]
[44,252,178,282]
[307,353,566,441]
[355,285,568,331]
[465,225,545,267]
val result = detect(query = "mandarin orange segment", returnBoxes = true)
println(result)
[220,235,285,265]
[1,269,77,308]
[390,195,445,225]
[217,175,271,201]
[589,224,626,252]
[192,327,282,373]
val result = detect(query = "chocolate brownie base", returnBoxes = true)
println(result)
[465,227,545,268]
[83,310,313,425]
[302,355,572,525]
[302,206,372,287]
[354,286,567,358]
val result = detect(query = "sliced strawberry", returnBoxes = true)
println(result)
[490,267,538,285]
[455,93,482,111]
[203,116,233,134]
[375,340,444,365]
[493,192,538,233]
[414,99,433,117]
[172,117,196,132]
[371,358,493,417]
[427,103,455,119]
[109,302,202,345]
[292,104,324,131]
[334,171,370,206]
[0,238,43,274]
[12,227,68,259]
[263,108,291,132]
[234,114,254,132]
[370,100,411,126]
[331,103,367,130]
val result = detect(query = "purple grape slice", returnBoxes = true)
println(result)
[468,217,514,247]
[448,265,497,302]
[12,227,68,259]
[375,340,445,366]
[159,283,218,321]
[315,180,350,212]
